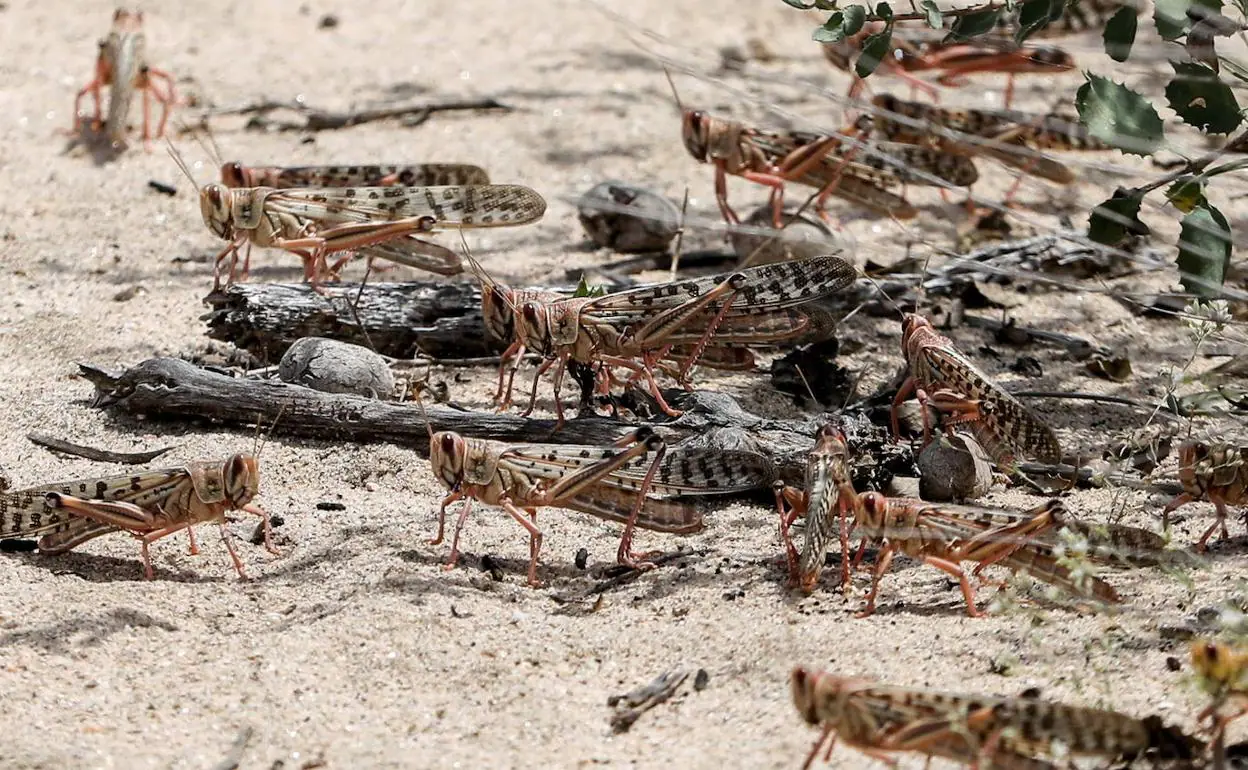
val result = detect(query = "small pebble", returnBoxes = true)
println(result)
[918,432,994,502]
[278,337,395,399]
[577,181,681,253]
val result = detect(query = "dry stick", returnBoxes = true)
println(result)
[26,433,177,465]
[553,547,707,603]
[77,357,819,481]
[1011,391,1186,420]
[189,97,513,132]
[608,669,691,734]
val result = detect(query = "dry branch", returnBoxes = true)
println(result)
[78,357,879,485]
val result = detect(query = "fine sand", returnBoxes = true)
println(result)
[1,1,1246,768]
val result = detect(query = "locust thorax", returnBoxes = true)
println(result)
[429,432,466,491]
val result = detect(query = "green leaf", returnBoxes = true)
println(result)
[1103,6,1138,62]
[1178,203,1233,298]
[843,5,868,35]
[572,274,606,298]
[813,11,847,41]
[1155,0,1223,39]
[1087,189,1149,246]
[813,0,839,8]
[1016,0,1065,43]
[1166,176,1208,212]
[1165,61,1244,134]
[921,0,942,28]
[945,7,1004,42]
[856,27,893,77]
[782,0,818,8]
[1075,74,1164,155]
[874,1,894,21]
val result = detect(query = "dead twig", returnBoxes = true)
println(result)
[608,669,691,733]
[552,547,706,604]
[27,432,177,465]
[190,97,513,132]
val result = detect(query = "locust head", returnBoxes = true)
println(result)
[200,183,238,240]
[481,284,517,343]
[680,109,712,163]
[791,668,865,729]
[517,301,553,355]
[223,453,261,508]
[429,432,467,491]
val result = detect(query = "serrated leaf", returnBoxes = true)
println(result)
[1166,176,1208,212]
[1178,203,1232,298]
[1166,61,1243,134]
[945,7,1004,42]
[813,11,847,42]
[921,0,942,28]
[1087,189,1149,246]
[1075,74,1164,155]
[782,0,818,8]
[843,5,868,35]
[856,27,893,77]
[1155,0,1223,39]
[1016,0,1065,43]
[1103,6,1138,62]
[1154,0,1193,39]
[874,1,893,21]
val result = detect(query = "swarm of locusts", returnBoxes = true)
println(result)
[40,5,1248,765]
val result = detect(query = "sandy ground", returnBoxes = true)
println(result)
[2,0,1248,768]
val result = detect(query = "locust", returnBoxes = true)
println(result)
[851,492,1120,616]
[1163,441,1248,551]
[427,428,769,585]
[774,424,863,592]
[679,109,979,226]
[0,454,277,579]
[175,144,548,291]
[220,162,490,189]
[790,668,1198,769]
[859,93,1108,186]
[504,254,857,424]
[73,9,176,148]
[823,27,1074,108]
[1191,639,1248,753]
[893,313,1062,471]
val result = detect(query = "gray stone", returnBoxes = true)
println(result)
[278,337,395,399]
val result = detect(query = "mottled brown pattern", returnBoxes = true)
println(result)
[790,669,1184,769]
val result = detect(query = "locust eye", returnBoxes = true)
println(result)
[440,434,456,455]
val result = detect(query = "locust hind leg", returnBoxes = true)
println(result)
[922,555,984,617]
[501,500,545,587]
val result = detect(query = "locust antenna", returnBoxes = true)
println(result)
[165,138,199,188]
[664,67,685,114]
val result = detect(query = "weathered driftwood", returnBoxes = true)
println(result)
[202,282,498,361]
[77,358,906,486]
